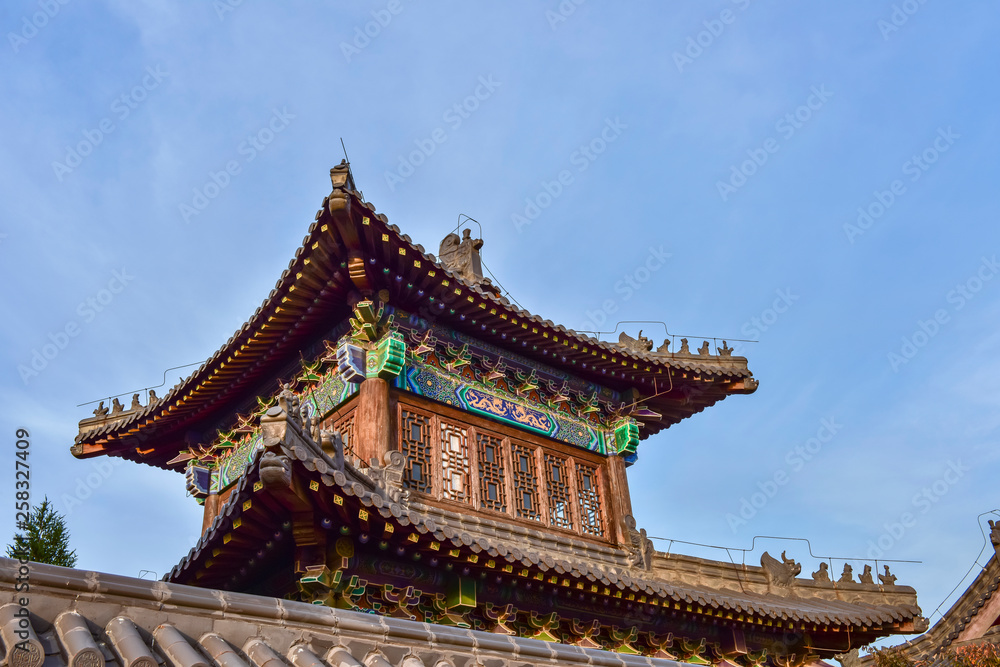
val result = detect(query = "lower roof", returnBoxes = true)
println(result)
[164,408,923,642]
[0,557,684,667]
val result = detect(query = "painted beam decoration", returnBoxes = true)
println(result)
[338,299,407,383]
[393,310,629,456]
[367,331,406,379]
[195,303,640,499]
[310,358,357,415]
[460,387,553,434]
[614,418,640,461]
[337,343,366,383]
[402,360,609,453]
[215,430,264,490]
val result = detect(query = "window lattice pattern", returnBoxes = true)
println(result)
[400,410,433,493]
[575,463,604,537]
[334,412,357,461]
[477,432,506,512]
[512,443,540,521]
[440,421,471,503]
[544,454,573,529]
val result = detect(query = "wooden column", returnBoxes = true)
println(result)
[201,492,220,535]
[355,378,391,466]
[606,454,634,546]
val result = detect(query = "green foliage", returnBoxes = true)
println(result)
[6,497,78,567]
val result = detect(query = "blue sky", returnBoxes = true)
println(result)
[2,0,999,644]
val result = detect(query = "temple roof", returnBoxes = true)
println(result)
[0,558,681,667]
[72,163,757,471]
[162,404,924,656]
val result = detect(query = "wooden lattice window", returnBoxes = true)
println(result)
[440,421,470,503]
[575,463,604,537]
[512,443,540,521]
[394,399,613,541]
[544,453,573,529]
[334,411,357,461]
[400,409,432,493]
[477,432,506,512]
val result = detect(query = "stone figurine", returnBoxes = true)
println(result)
[439,228,484,283]
[618,330,653,353]
[761,551,801,589]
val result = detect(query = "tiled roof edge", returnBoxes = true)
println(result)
[0,558,682,667]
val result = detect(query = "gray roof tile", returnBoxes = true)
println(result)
[2,559,688,667]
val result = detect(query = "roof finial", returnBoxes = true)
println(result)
[330,159,356,192]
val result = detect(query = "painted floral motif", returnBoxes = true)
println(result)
[405,361,609,454]
[463,388,552,432]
